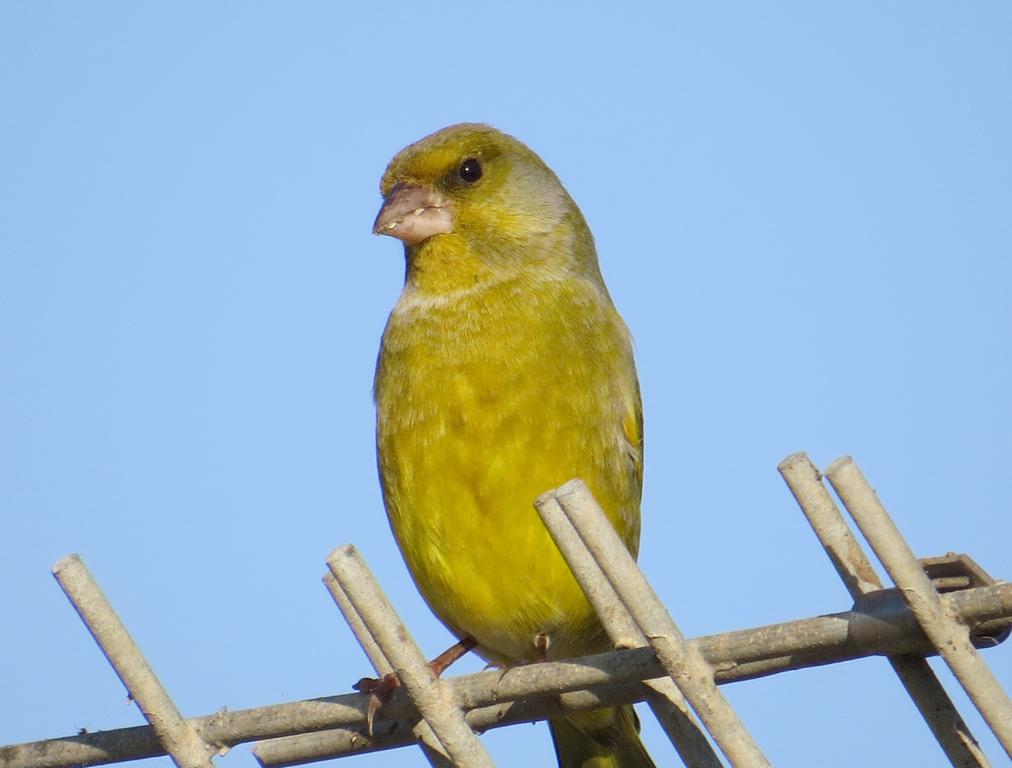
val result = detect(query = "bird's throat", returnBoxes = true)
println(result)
[404,235,505,295]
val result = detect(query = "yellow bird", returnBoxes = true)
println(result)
[373,123,652,768]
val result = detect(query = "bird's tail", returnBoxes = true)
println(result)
[549,705,656,768]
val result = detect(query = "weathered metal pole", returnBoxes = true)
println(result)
[325,546,494,768]
[51,555,216,768]
[826,457,1012,759]
[779,452,989,768]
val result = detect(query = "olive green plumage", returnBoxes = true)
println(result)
[373,123,652,767]
[551,705,656,768]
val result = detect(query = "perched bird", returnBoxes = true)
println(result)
[373,123,652,768]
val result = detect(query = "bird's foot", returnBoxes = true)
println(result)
[353,672,400,734]
[352,636,478,733]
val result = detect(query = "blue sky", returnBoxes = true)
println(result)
[2,3,1010,766]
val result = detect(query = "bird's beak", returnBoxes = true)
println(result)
[372,183,453,245]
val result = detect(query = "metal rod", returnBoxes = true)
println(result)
[50,555,215,768]
[543,480,771,768]
[825,456,1012,758]
[325,545,495,768]
[257,675,657,767]
[322,573,452,767]
[322,572,392,676]
[534,491,723,768]
[778,452,990,768]
[254,682,657,767]
[532,493,643,648]
[7,581,1009,768]
[777,453,883,593]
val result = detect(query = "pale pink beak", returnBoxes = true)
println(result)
[373,183,453,245]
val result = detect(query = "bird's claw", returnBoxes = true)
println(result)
[351,637,477,734]
[353,673,401,734]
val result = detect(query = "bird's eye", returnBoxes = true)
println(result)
[458,158,483,184]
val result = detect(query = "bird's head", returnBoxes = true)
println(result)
[373,124,597,288]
